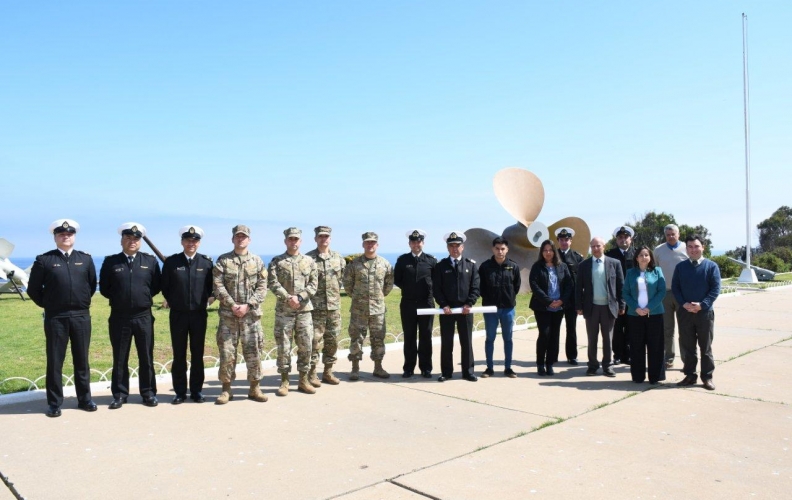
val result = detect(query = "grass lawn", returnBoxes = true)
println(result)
[0,289,534,394]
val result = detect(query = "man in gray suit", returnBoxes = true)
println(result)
[575,237,625,377]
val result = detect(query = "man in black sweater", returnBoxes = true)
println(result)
[478,237,521,378]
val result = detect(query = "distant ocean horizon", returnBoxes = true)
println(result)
[6,253,407,282]
[6,250,728,283]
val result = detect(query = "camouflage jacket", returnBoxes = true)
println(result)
[305,249,346,311]
[343,255,394,315]
[267,252,318,314]
[212,251,268,319]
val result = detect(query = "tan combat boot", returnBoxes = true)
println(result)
[298,372,316,394]
[276,373,290,397]
[322,363,340,385]
[308,366,322,388]
[248,380,268,403]
[215,383,233,405]
[373,360,390,379]
[349,359,360,381]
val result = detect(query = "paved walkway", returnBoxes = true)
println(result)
[1,289,790,499]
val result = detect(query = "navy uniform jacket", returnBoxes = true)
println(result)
[605,246,635,278]
[99,252,161,316]
[394,252,437,306]
[433,256,480,309]
[558,249,584,309]
[478,257,521,309]
[160,253,214,312]
[27,250,97,316]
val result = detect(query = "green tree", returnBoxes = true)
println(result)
[710,255,742,278]
[608,211,713,257]
[758,206,792,251]
[753,253,789,273]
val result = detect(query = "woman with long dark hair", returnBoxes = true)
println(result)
[529,240,573,376]
[622,246,666,384]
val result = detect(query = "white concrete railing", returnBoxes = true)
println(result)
[0,315,537,397]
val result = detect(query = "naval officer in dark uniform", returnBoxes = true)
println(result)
[28,219,97,417]
[555,227,584,365]
[394,229,437,379]
[433,231,480,382]
[605,225,635,365]
[99,222,161,409]
[161,225,214,404]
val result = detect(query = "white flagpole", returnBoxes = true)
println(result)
[738,12,759,283]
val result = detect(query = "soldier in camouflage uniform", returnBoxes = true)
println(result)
[267,227,319,396]
[306,226,346,385]
[212,225,269,404]
[343,231,394,380]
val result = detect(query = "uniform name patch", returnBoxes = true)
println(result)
[75,262,83,266]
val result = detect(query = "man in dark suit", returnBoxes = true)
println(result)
[99,222,162,409]
[433,231,480,382]
[605,225,635,365]
[576,237,624,377]
[27,219,97,417]
[555,227,584,365]
[161,225,214,404]
[394,229,437,379]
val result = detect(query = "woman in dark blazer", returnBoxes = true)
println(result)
[622,246,666,384]
[529,240,573,376]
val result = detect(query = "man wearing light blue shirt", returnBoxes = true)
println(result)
[575,237,625,377]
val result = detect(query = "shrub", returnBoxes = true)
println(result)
[752,253,789,273]
[711,255,741,278]
[770,247,792,266]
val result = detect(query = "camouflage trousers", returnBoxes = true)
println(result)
[216,316,262,383]
[274,311,313,374]
[348,311,386,362]
[310,308,341,367]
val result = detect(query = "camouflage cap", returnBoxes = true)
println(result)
[362,231,379,242]
[284,227,302,238]
[232,224,251,236]
[314,226,332,236]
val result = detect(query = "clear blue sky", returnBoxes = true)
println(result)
[2,1,790,259]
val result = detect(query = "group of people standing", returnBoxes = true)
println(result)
[527,224,721,390]
[26,218,720,418]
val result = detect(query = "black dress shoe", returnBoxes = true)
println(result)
[463,374,478,382]
[108,397,127,410]
[421,370,432,379]
[191,393,206,403]
[77,400,97,412]
[538,366,547,376]
[437,375,448,382]
[585,368,597,376]
[142,396,159,407]
[46,405,62,418]
[171,395,186,405]
[545,365,555,376]
[567,359,579,366]
[677,374,698,387]
[402,372,414,378]
[613,358,621,365]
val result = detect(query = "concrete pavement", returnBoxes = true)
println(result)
[1,288,790,499]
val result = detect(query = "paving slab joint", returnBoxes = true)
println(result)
[387,479,442,500]
[0,470,24,500]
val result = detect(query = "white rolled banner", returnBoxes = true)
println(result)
[416,306,498,316]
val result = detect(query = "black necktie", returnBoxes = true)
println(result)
[453,259,458,270]
[188,257,193,266]
[128,255,134,266]
[596,259,601,264]
[64,252,69,260]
